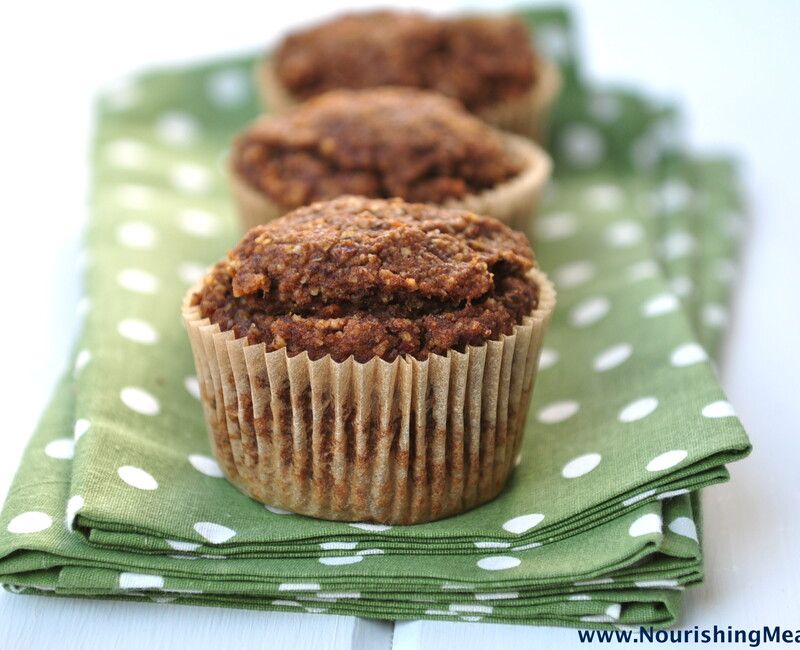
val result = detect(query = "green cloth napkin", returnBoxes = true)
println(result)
[0,8,750,628]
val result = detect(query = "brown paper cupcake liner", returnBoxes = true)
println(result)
[181,268,556,525]
[257,57,561,144]
[443,132,552,231]
[257,57,298,115]
[229,131,552,233]
[475,58,561,143]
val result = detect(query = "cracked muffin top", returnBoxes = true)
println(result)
[273,11,538,111]
[232,87,522,209]
[193,196,539,362]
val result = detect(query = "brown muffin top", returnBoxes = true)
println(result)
[193,196,538,362]
[233,87,521,209]
[274,11,538,111]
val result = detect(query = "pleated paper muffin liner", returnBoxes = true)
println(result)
[475,58,562,143]
[181,268,556,525]
[256,57,562,144]
[229,130,552,232]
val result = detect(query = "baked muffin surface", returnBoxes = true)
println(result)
[274,11,537,110]
[194,196,538,363]
[233,87,521,209]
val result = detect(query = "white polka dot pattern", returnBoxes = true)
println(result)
[702,400,736,418]
[117,268,159,294]
[120,387,160,416]
[66,495,85,531]
[156,112,198,146]
[537,400,580,424]
[668,517,699,542]
[646,450,688,472]
[671,343,707,366]
[593,343,632,372]
[117,319,159,345]
[0,44,752,626]
[618,397,659,423]
[628,513,663,538]
[45,439,75,460]
[188,454,223,478]
[535,212,578,240]
[570,297,610,327]
[117,221,157,249]
[502,514,544,534]
[193,522,236,544]
[7,512,53,534]
[117,466,158,491]
[119,572,164,590]
[476,556,521,571]
[562,453,602,478]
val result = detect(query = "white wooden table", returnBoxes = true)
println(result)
[2,1,798,647]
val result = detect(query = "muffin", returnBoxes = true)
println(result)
[182,196,556,524]
[229,87,552,230]
[259,11,561,142]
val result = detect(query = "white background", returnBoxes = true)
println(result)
[1,1,798,648]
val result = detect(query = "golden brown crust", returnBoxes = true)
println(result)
[231,87,521,209]
[274,11,538,110]
[193,196,539,362]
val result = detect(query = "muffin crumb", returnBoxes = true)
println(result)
[274,11,538,110]
[233,87,521,209]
